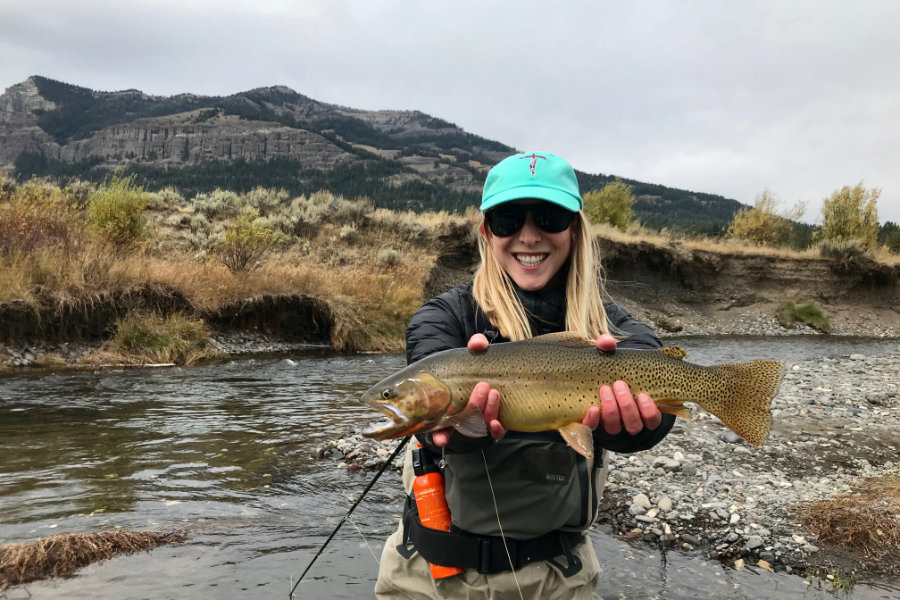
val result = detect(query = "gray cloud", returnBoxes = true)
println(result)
[2,0,898,223]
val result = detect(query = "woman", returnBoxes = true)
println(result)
[375,152,674,599]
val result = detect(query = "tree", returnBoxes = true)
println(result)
[880,221,900,253]
[726,189,804,247]
[818,183,880,253]
[583,179,634,231]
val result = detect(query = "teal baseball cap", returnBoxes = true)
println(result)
[480,152,582,212]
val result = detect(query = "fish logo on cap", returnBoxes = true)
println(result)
[520,153,547,177]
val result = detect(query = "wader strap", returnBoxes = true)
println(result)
[398,494,584,576]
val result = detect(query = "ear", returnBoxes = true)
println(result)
[479,221,489,239]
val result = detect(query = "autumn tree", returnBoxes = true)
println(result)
[818,183,880,253]
[583,179,634,231]
[726,189,804,247]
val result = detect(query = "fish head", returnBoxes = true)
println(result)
[361,372,453,439]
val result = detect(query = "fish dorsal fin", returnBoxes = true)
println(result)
[557,422,594,460]
[659,346,688,360]
[530,332,593,347]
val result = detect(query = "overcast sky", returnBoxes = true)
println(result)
[2,0,898,224]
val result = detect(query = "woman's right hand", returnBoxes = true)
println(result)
[431,334,503,447]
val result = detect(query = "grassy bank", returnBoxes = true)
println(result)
[0,175,475,360]
[1,174,897,364]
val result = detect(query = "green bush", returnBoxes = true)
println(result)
[776,301,831,333]
[583,179,634,231]
[215,209,286,271]
[111,312,215,364]
[87,173,150,247]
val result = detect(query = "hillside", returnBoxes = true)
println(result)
[1,75,744,231]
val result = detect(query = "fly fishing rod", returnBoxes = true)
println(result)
[289,435,409,599]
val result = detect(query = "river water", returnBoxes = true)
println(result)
[1,336,899,599]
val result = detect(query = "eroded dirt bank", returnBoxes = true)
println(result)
[1,236,898,365]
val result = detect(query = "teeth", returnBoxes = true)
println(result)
[516,254,546,266]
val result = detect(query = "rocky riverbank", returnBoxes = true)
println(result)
[315,349,900,580]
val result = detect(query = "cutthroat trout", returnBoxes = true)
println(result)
[361,333,784,458]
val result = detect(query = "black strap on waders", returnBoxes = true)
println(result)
[397,494,584,576]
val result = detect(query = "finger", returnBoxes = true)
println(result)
[432,429,451,447]
[468,381,490,414]
[593,334,617,352]
[483,388,501,423]
[582,405,601,430]
[599,385,621,435]
[468,333,490,352]
[613,380,644,436]
[636,393,662,430]
[488,419,506,441]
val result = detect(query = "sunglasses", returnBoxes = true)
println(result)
[484,203,576,237]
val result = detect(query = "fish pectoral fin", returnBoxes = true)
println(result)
[557,423,594,460]
[437,404,488,438]
[659,347,688,360]
[657,401,692,420]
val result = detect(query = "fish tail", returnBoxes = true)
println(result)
[707,360,785,447]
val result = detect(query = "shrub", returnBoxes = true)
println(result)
[0,171,16,201]
[86,173,151,247]
[245,186,289,213]
[775,301,831,333]
[336,195,375,228]
[194,189,242,219]
[215,209,286,272]
[377,248,401,267]
[0,179,86,257]
[726,190,804,247]
[109,312,216,364]
[818,183,880,253]
[189,214,210,232]
[339,224,359,244]
[583,179,634,231]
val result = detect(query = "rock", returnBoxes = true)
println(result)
[652,456,681,472]
[657,495,673,512]
[720,431,743,444]
[632,493,652,509]
[746,536,765,551]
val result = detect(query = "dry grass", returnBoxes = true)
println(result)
[0,530,184,592]
[3,179,897,355]
[796,476,900,562]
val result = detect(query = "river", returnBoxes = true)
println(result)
[1,336,899,599]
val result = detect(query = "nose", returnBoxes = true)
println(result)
[517,212,542,243]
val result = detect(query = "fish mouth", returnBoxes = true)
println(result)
[362,399,423,439]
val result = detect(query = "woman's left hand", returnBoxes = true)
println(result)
[591,334,663,435]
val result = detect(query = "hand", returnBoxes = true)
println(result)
[431,334,503,447]
[592,334,662,435]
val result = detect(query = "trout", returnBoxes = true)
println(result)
[361,332,784,458]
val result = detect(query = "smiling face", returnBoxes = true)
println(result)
[484,199,576,291]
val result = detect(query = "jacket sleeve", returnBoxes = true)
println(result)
[405,290,470,365]
[594,303,676,454]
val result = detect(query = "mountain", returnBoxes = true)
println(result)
[0,75,744,231]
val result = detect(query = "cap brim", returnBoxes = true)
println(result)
[480,184,581,212]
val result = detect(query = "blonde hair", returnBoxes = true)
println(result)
[472,212,611,341]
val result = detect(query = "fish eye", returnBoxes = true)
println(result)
[381,388,393,400]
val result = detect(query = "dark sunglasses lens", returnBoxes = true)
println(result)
[533,206,575,233]
[486,204,575,237]
[486,209,526,237]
